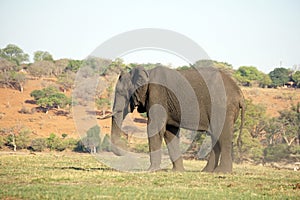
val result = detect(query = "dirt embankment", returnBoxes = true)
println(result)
[0,79,299,139]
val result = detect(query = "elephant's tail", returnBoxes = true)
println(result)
[237,96,245,152]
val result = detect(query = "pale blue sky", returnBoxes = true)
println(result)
[0,0,299,72]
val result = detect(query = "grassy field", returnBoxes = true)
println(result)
[0,152,299,199]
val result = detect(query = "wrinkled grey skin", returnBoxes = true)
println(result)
[111,66,245,173]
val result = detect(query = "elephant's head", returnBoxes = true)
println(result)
[111,66,149,155]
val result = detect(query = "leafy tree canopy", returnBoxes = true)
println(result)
[292,71,300,87]
[0,44,29,65]
[65,60,83,72]
[30,86,71,110]
[33,51,54,62]
[233,66,265,86]
[269,67,290,87]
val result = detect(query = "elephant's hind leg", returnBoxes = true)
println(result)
[213,116,234,173]
[202,141,220,172]
[164,125,184,172]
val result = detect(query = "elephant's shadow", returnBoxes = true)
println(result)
[133,117,147,124]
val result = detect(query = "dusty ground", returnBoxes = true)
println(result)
[0,79,299,139]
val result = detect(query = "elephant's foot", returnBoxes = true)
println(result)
[201,161,216,173]
[201,165,214,173]
[213,165,232,174]
[147,165,161,172]
[172,167,185,172]
[172,157,185,172]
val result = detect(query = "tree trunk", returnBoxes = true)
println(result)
[19,83,23,93]
[283,136,297,146]
[11,134,16,152]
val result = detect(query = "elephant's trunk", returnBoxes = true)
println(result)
[111,113,128,156]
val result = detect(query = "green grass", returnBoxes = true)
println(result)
[0,153,299,199]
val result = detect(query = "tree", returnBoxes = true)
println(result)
[27,60,56,77]
[30,86,71,112]
[234,100,267,162]
[33,51,54,62]
[269,67,290,87]
[65,59,83,72]
[105,58,127,75]
[82,125,101,153]
[0,59,27,92]
[0,59,16,72]
[212,61,234,75]
[233,66,265,87]
[0,44,29,65]
[6,126,31,151]
[96,97,111,117]
[263,103,300,162]
[101,134,111,152]
[259,74,272,88]
[54,59,69,76]
[57,71,76,92]
[292,71,300,87]
[10,71,27,92]
[276,104,299,146]
[83,56,111,75]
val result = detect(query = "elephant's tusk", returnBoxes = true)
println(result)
[98,112,115,120]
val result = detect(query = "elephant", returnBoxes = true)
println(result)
[109,64,245,173]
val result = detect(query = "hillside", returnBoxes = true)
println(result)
[0,79,299,139]
[0,79,77,138]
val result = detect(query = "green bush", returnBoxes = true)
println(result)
[31,138,47,152]
[74,140,89,152]
[290,145,300,155]
[15,128,31,149]
[54,140,68,151]
[65,138,79,151]
[82,125,101,153]
[47,133,60,151]
[46,133,77,151]
[264,144,290,162]
[30,86,71,110]
[0,135,6,148]
[234,129,264,162]
[101,134,111,152]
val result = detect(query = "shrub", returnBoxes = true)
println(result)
[47,133,60,151]
[19,106,32,114]
[264,144,290,162]
[65,138,80,151]
[15,128,31,149]
[31,138,47,152]
[234,129,264,162]
[74,140,89,153]
[54,140,68,151]
[289,145,300,155]
[0,135,6,148]
[101,134,111,152]
[81,125,101,153]
[46,133,74,151]
[30,86,71,111]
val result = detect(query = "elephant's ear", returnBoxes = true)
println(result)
[131,66,149,87]
[130,67,149,113]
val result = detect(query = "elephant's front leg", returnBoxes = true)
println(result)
[147,115,166,172]
[164,126,184,172]
[148,132,164,171]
